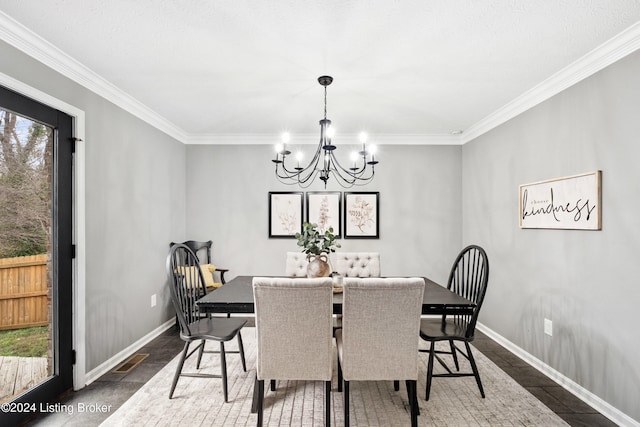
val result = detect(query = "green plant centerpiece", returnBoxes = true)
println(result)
[295,222,340,277]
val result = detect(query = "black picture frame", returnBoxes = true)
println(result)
[268,192,303,238]
[343,192,379,239]
[306,191,342,238]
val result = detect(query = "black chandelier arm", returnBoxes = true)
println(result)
[276,142,323,177]
[328,151,372,178]
[328,167,376,188]
[325,153,375,187]
[274,144,325,186]
[275,163,316,184]
[275,167,321,188]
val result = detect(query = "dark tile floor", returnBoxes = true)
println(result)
[472,333,618,427]
[25,326,617,426]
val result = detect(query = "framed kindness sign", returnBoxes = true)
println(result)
[519,171,602,230]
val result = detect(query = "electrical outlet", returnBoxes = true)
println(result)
[544,318,553,336]
[151,294,157,307]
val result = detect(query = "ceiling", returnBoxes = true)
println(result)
[1,0,640,144]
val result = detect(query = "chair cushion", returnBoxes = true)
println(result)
[201,264,223,290]
[334,252,380,277]
[175,264,222,291]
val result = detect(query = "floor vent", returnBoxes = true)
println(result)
[113,353,149,373]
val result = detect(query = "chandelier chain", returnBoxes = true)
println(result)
[324,86,327,120]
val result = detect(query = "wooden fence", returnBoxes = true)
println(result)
[0,254,49,331]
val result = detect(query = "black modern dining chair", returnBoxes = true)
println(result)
[166,244,247,401]
[419,244,489,400]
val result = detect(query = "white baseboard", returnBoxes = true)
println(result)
[83,318,175,386]
[477,323,639,427]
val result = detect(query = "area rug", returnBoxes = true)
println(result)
[101,328,568,426]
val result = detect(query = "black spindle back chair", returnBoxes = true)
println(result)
[166,244,247,401]
[419,245,489,400]
[446,245,489,339]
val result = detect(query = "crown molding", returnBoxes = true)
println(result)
[186,133,463,145]
[0,11,188,143]
[463,21,640,144]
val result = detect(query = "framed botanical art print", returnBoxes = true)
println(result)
[306,191,342,238]
[344,192,379,238]
[268,192,303,238]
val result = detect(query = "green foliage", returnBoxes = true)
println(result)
[295,222,340,256]
[0,326,48,357]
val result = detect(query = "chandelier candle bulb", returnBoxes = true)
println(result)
[350,151,358,170]
[273,143,283,163]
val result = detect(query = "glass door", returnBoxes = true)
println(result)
[0,85,74,425]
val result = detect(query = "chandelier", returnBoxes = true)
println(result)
[272,75,379,188]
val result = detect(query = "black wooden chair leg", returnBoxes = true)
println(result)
[466,341,485,398]
[270,379,276,391]
[426,341,435,401]
[196,339,205,369]
[325,380,331,427]
[256,377,265,427]
[344,380,350,427]
[169,341,190,399]
[251,374,260,413]
[405,380,418,427]
[394,380,400,391]
[237,331,247,372]
[220,342,228,402]
[450,340,460,371]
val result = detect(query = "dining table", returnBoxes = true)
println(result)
[196,275,475,316]
[196,275,475,414]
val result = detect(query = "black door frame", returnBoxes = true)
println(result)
[0,85,74,425]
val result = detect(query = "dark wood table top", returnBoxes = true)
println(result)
[197,275,475,315]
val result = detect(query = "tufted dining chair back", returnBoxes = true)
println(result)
[334,252,381,277]
[252,277,334,426]
[285,252,308,277]
[336,277,424,426]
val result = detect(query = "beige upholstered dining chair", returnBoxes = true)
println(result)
[336,277,425,427]
[252,277,334,427]
[285,251,308,277]
[331,253,381,335]
[333,252,381,277]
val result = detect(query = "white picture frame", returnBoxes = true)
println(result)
[519,171,602,230]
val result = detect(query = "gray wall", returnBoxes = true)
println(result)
[0,41,187,372]
[185,143,462,284]
[462,50,640,421]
